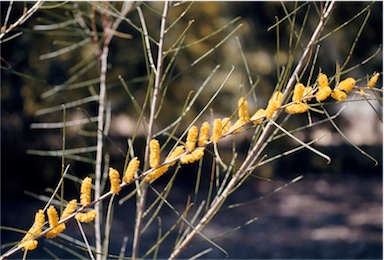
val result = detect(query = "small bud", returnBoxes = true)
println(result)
[368,73,380,88]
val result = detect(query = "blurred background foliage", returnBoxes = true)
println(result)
[1,1,382,198]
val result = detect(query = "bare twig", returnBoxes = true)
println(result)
[132,2,169,259]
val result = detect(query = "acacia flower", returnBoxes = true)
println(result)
[251,108,266,124]
[337,77,356,93]
[198,122,210,146]
[210,118,222,143]
[108,167,121,195]
[368,73,380,88]
[46,206,60,238]
[145,165,169,182]
[331,89,347,101]
[186,125,198,151]
[75,210,97,223]
[221,117,232,135]
[317,73,329,87]
[238,97,250,123]
[149,139,160,168]
[20,209,45,251]
[315,86,332,102]
[181,147,205,164]
[265,91,283,119]
[285,103,309,114]
[292,83,305,102]
[166,145,185,166]
[46,199,78,238]
[123,157,140,183]
[80,177,92,206]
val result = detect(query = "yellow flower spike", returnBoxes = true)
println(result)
[303,86,313,101]
[191,147,205,161]
[145,165,169,182]
[186,125,198,151]
[211,118,222,143]
[123,157,140,183]
[315,86,332,102]
[229,119,243,134]
[20,209,45,250]
[166,146,185,166]
[46,199,78,238]
[337,77,356,93]
[265,91,283,119]
[108,167,121,195]
[75,210,97,223]
[238,97,250,123]
[21,240,38,251]
[80,177,92,206]
[331,89,347,101]
[251,108,266,124]
[285,103,309,114]
[180,147,205,164]
[47,206,59,228]
[292,83,305,102]
[46,206,59,238]
[317,72,329,88]
[368,73,380,88]
[221,117,232,135]
[149,139,160,168]
[61,199,77,220]
[198,122,210,147]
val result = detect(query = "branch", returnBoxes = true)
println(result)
[169,2,336,258]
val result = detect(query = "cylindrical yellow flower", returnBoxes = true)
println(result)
[315,86,332,102]
[265,91,283,119]
[47,206,59,229]
[46,206,65,239]
[292,83,305,102]
[368,73,380,88]
[210,118,222,143]
[185,125,198,151]
[251,108,266,125]
[61,199,77,220]
[198,122,210,147]
[108,167,121,195]
[20,209,45,251]
[21,240,38,251]
[331,89,347,101]
[238,97,250,123]
[145,165,169,182]
[181,147,205,164]
[149,139,160,168]
[337,77,356,93]
[166,145,185,166]
[123,157,140,183]
[75,210,97,223]
[80,177,92,206]
[46,199,78,238]
[221,117,232,135]
[317,73,329,88]
[285,103,309,114]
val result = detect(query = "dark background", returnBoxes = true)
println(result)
[1,2,382,259]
